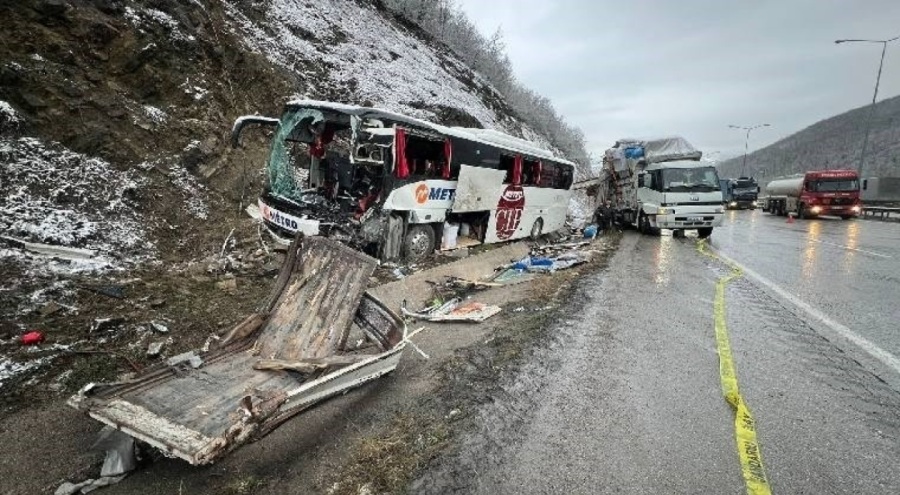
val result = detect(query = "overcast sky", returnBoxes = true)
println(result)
[458,0,900,161]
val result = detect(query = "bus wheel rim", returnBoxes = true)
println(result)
[409,231,431,257]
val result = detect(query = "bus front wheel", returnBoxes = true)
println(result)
[403,224,435,261]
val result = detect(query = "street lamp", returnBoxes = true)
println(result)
[728,124,770,176]
[835,35,900,177]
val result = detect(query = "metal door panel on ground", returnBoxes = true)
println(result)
[68,238,408,465]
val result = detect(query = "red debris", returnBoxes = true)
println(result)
[21,331,45,345]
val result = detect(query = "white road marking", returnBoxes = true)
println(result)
[711,247,900,378]
[812,239,892,258]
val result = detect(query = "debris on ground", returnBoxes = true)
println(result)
[166,350,203,368]
[90,318,124,333]
[148,321,169,334]
[146,341,165,356]
[402,297,502,323]
[67,237,416,466]
[80,284,126,300]
[21,331,44,345]
[54,426,136,495]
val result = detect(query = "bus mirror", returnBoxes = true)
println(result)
[230,116,280,149]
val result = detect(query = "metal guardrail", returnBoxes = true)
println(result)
[862,206,900,221]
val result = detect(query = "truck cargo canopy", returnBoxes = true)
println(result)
[614,136,702,163]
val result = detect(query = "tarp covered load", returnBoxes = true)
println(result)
[612,136,702,163]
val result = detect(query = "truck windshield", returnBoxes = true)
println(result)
[734,180,757,190]
[809,179,859,192]
[662,166,720,192]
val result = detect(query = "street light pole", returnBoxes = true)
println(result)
[728,124,770,176]
[835,35,900,177]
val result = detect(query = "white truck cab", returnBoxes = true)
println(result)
[603,137,724,238]
[636,160,724,237]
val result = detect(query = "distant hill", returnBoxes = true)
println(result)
[717,94,900,186]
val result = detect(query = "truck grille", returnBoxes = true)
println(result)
[827,197,854,205]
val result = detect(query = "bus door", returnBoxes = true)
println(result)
[451,164,507,212]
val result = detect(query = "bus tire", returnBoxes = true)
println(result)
[530,218,543,240]
[403,224,435,261]
[697,227,713,239]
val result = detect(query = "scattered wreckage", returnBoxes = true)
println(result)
[232,100,576,262]
[68,236,420,465]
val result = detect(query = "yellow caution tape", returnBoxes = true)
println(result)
[698,240,772,495]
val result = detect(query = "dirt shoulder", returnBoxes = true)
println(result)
[0,233,618,495]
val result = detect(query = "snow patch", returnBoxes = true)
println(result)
[0,100,22,132]
[124,6,196,43]
[0,137,152,274]
[223,0,504,127]
[0,355,55,389]
[180,78,209,101]
[142,105,167,125]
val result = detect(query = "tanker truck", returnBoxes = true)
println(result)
[761,169,861,219]
[602,136,724,238]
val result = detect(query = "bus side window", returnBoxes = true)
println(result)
[499,154,516,184]
[405,134,445,179]
[523,159,540,186]
[539,162,559,188]
[560,166,573,189]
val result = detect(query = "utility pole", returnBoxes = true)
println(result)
[835,35,900,177]
[728,124,770,176]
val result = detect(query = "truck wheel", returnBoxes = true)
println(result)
[698,227,713,239]
[530,218,543,240]
[403,224,435,261]
[798,203,806,219]
[638,213,648,235]
[840,216,854,220]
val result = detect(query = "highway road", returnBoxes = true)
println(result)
[713,210,900,384]
[414,219,900,494]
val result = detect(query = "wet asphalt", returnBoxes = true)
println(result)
[712,210,900,368]
[413,219,900,494]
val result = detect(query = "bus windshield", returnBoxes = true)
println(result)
[809,179,859,192]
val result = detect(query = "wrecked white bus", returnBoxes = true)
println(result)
[232,100,576,260]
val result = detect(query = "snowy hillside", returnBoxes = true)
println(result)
[223,0,549,143]
[0,0,561,275]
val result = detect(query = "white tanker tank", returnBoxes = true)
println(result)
[764,175,804,197]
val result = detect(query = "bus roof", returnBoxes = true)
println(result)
[285,99,577,167]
